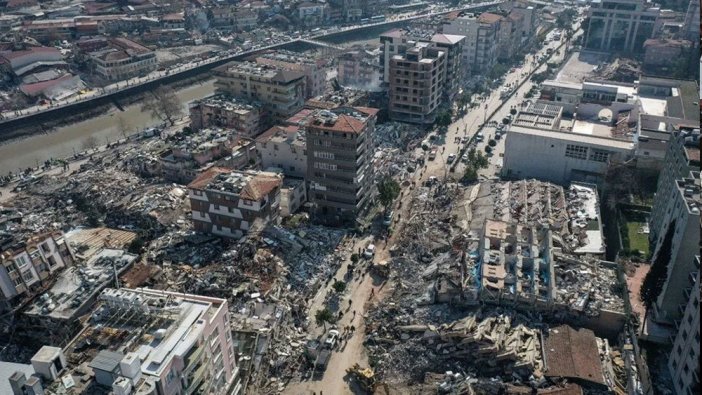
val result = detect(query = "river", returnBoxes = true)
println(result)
[0,80,216,173]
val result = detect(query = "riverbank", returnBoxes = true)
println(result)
[0,79,216,173]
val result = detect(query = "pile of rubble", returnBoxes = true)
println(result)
[594,57,641,82]
[365,309,545,386]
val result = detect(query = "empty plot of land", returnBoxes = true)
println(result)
[556,51,609,83]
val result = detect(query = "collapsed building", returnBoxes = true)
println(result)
[159,129,258,184]
[188,95,265,137]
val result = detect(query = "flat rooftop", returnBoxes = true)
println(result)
[25,249,138,320]
[191,94,261,113]
[555,51,609,84]
[60,288,227,391]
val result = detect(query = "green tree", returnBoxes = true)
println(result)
[488,139,497,147]
[315,308,334,330]
[474,151,488,169]
[502,117,511,125]
[350,253,360,264]
[435,110,452,127]
[640,221,676,310]
[485,146,493,154]
[462,166,478,183]
[509,108,517,116]
[128,237,145,254]
[333,280,346,293]
[377,177,400,212]
[556,9,577,29]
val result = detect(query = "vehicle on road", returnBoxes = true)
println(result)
[382,211,393,226]
[363,244,376,259]
[476,132,484,141]
[428,148,438,160]
[447,153,456,163]
[325,329,340,349]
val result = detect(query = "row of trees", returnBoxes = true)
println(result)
[462,148,488,183]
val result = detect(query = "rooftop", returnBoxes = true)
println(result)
[25,249,138,320]
[543,325,606,386]
[513,103,562,129]
[215,61,306,83]
[306,107,378,134]
[188,168,282,201]
[59,288,227,389]
[675,171,701,215]
[65,227,137,261]
[256,125,305,148]
[190,94,261,114]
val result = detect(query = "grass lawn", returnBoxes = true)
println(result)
[626,222,650,255]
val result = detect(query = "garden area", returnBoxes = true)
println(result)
[619,208,651,257]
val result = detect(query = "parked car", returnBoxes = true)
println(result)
[447,153,456,163]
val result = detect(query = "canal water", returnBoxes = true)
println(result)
[0,80,216,173]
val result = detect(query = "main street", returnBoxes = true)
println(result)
[282,18,583,395]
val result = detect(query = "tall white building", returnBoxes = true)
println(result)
[584,0,660,52]
[503,102,636,184]
[443,12,501,75]
[667,255,700,395]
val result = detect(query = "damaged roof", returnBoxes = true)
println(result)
[543,325,606,386]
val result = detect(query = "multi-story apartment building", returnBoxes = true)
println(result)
[443,12,501,75]
[306,107,377,225]
[255,51,326,99]
[388,43,446,124]
[497,12,524,61]
[256,125,307,178]
[17,287,242,395]
[429,33,464,101]
[337,49,381,88]
[188,168,282,239]
[213,62,306,122]
[84,37,157,81]
[668,255,700,395]
[189,95,264,136]
[0,232,73,311]
[298,1,329,27]
[649,167,700,325]
[649,128,700,250]
[584,0,660,52]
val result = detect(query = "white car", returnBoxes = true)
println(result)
[325,329,340,348]
[363,244,376,259]
[447,153,456,163]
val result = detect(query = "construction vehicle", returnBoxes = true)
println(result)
[346,363,376,391]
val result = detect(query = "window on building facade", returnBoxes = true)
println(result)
[589,149,610,163]
[565,144,588,160]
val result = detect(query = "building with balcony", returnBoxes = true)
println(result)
[83,37,157,81]
[388,43,446,124]
[667,255,700,395]
[15,287,242,395]
[0,232,73,312]
[443,12,501,75]
[189,95,264,137]
[306,107,378,225]
[255,50,327,99]
[213,62,306,122]
[188,168,282,239]
[584,0,660,52]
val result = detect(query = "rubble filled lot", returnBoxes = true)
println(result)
[361,175,628,392]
